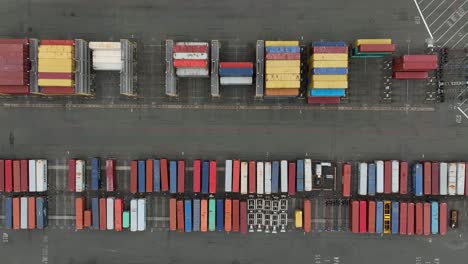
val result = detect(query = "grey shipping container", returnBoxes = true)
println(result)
[36,197,47,229]
[193,199,200,231]
[5,197,12,229]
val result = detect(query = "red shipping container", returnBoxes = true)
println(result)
[240,201,247,234]
[219,62,253,68]
[415,202,423,235]
[402,55,438,62]
[5,160,13,192]
[248,161,256,194]
[359,44,396,52]
[307,96,340,104]
[176,200,184,232]
[193,160,201,193]
[439,202,447,235]
[232,199,240,232]
[209,160,217,194]
[146,160,153,192]
[312,46,348,53]
[400,202,408,235]
[28,197,36,229]
[173,59,208,68]
[68,159,76,192]
[37,72,74,79]
[13,160,20,192]
[177,160,185,193]
[384,161,391,194]
[393,62,437,72]
[400,161,408,194]
[114,198,123,231]
[359,200,367,233]
[431,162,439,195]
[75,197,84,230]
[40,87,75,95]
[0,39,29,44]
[303,199,312,233]
[288,162,296,195]
[342,163,351,197]
[20,160,28,192]
[392,71,428,80]
[130,160,137,194]
[0,85,29,94]
[13,197,20,230]
[173,44,208,53]
[83,210,91,228]
[407,202,415,235]
[160,159,169,192]
[41,39,74,46]
[232,160,240,193]
[106,160,116,192]
[368,201,376,233]
[351,200,359,233]
[0,160,4,192]
[99,198,106,230]
[265,53,301,60]
[169,198,177,231]
[423,202,431,235]
[423,162,431,195]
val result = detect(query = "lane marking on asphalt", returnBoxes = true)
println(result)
[414,0,435,39]
[429,0,460,27]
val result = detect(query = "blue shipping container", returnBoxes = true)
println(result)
[391,202,399,234]
[368,163,376,196]
[4,197,12,229]
[376,201,384,234]
[219,68,254,77]
[91,158,101,190]
[265,46,300,53]
[193,199,200,232]
[313,67,348,75]
[36,197,47,229]
[413,164,423,196]
[312,41,347,47]
[310,89,346,97]
[184,200,192,232]
[296,160,304,192]
[169,161,177,194]
[216,199,224,232]
[138,160,146,193]
[92,198,99,229]
[202,161,209,194]
[272,161,279,194]
[153,160,161,192]
[431,201,439,234]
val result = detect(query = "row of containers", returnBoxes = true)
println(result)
[3,196,48,229]
[345,161,468,197]
[0,159,48,193]
[68,158,335,194]
[350,200,447,235]
[0,38,137,96]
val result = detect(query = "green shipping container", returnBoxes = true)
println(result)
[123,211,130,229]
[208,199,216,231]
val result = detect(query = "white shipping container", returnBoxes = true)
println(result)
[448,163,457,195]
[93,56,122,64]
[439,162,448,195]
[173,52,208,60]
[257,162,264,195]
[176,68,209,77]
[93,50,121,57]
[106,197,115,230]
[137,198,146,231]
[264,162,272,194]
[316,164,322,177]
[220,77,253,85]
[240,162,248,195]
[130,199,138,232]
[89,41,121,50]
[280,160,288,193]
[456,162,465,195]
[375,160,384,193]
[391,160,399,193]
[36,160,47,192]
[20,197,28,229]
[28,160,36,192]
[175,42,208,46]
[93,63,122,71]
[75,160,86,192]
[225,160,233,192]
[358,162,368,196]
[304,159,312,191]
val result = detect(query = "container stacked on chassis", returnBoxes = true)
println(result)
[0,39,31,95]
[219,62,254,85]
[351,39,394,58]
[173,42,209,77]
[308,41,349,104]
[264,41,301,97]
[393,55,438,80]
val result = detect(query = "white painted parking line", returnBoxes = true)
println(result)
[427,0,447,19]
[433,4,468,35]
[429,0,461,27]
[439,20,468,43]
[422,0,436,12]
[447,30,468,48]
[413,0,435,39]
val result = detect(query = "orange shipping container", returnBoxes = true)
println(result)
[99,198,106,230]
[201,199,208,232]
[176,200,184,232]
[368,201,376,233]
[75,197,84,230]
[225,199,232,232]
[84,210,91,228]
[169,198,177,231]
[303,199,312,233]
[28,197,36,229]
[13,197,20,230]
[114,198,123,231]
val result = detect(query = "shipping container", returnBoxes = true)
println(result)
[248,161,256,194]
[193,199,200,232]
[448,163,457,195]
[208,199,216,231]
[202,160,209,194]
[312,46,348,53]
[240,201,247,234]
[216,199,224,232]
[309,88,345,97]
[296,160,304,192]
[137,199,146,231]
[173,44,208,53]
[68,160,76,192]
[99,198,106,230]
[92,198,99,229]
[13,160,20,192]
[233,199,240,232]
[351,200,359,233]
[12,197,20,229]
[106,197,115,230]
[457,162,465,195]
[20,197,27,229]
[280,160,288,193]
[439,202,447,235]
[431,201,439,234]
[4,197,12,229]
[392,71,428,80]
[138,160,146,193]
[219,68,253,77]
[407,203,415,235]
[146,160,153,193]
[160,159,169,192]
[376,161,384,193]
[265,53,301,60]
[423,162,432,195]
[384,161,391,194]
[219,62,253,68]
[312,41,347,47]
[201,199,208,232]
[309,80,348,89]
[368,201,376,233]
[225,160,233,192]
[393,62,437,71]
[176,200,184,232]
[84,210,91,228]
[266,74,299,82]
[355,39,392,46]
[265,41,299,46]
[359,200,367,233]
[399,202,408,235]
[265,46,300,53]
[265,88,299,97]
[36,160,47,192]
[358,162,368,196]
[5,160,12,192]
[265,66,300,74]
[359,44,396,52]
[193,159,201,193]
[312,60,348,68]
[368,163,376,196]
[169,198,176,231]
[288,162,296,195]
[342,163,351,197]
[185,200,192,232]
[28,160,36,192]
[401,54,438,62]
[173,59,208,68]
[415,203,423,235]
[209,161,217,194]
[399,161,408,195]
[431,162,439,195]
[376,201,383,234]
[106,160,116,192]
[91,158,101,191]
[413,163,423,196]
[130,199,138,232]
[257,162,264,194]
[312,53,348,61]
[20,160,28,192]
[0,160,4,192]
[36,197,47,229]
[123,211,130,229]
[115,198,123,231]
[313,67,348,75]
[423,202,431,235]
[232,160,240,193]
[177,160,185,193]
[240,161,248,195]
[310,96,341,104]
[312,75,348,82]
[75,197,84,230]
[383,201,391,234]
[131,160,139,193]
[272,161,280,193]
[169,160,177,194]
[440,162,448,195]
[153,159,160,192]
[173,52,208,60]
[391,202,399,234]
[391,160,399,193]
[225,199,232,232]
[176,68,209,77]
[28,197,35,229]
[264,162,272,194]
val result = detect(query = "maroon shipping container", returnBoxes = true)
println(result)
[368,201,376,233]
[177,160,185,193]
[265,53,301,60]
[0,86,29,94]
[41,39,75,46]
[359,44,396,52]
[439,202,447,235]
[40,87,75,95]
[392,71,428,80]
[219,62,253,68]
[160,159,169,192]
[312,46,348,53]
[240,201,247,234]
[0,160,4,192]
[400,202,408,235]
[288,162,296,195]
[37,73,75,79]
[232,199,240,232]
[415,202,423,235]
[130,160,138,194]
[423,202,430,235]
[193,160,201,193]
[351,200,359,233]
[173,44,208,53]
[106,160,116,192]
[0,39,29,44]
[384,161,391,194]
[402,55,437,62]
[20,160,28,192]
[307,96,341,104]
[232,160,240,193]
[68,159,76,192]
[431,162,439,195]
[400,161,408,194]
[407,202,415,235]
[5,160,13,192]
[248,161,256,194]
[393,62,437,71]
[173,59,208,68]
[13,160,20,192]
[423,162,431,195]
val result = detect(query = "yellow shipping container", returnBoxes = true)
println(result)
[265,66,300,74]
[38,79,74,86]
[312,75,348,81]
[39,45,74,53]
[355,39,392,46]
[312,53,348,61]
[38,58,75,73]
[38,52,74,59]
[310,81,348,89]
[266,60,300,68]
[312,60,348,68]
[265,74,300,81]
[265,41,299,46]
[265,80,300,88]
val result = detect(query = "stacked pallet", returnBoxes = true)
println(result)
[308,41,348,104]
[89,42,122,71]
[38,40,75,95]
[264,41,301,97]
[4,196,48,229]
[393,55,438,80]
[219,62,253,85]
[173,42,209,77]
[351,39,394,58]
[0,39,30,95]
